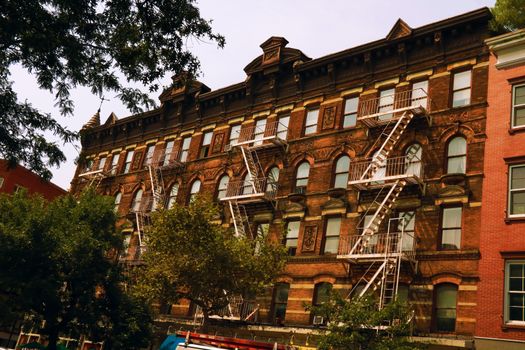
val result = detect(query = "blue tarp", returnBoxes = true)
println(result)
[159,335,186,350]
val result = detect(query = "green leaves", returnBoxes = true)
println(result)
[134,196,286,321]
[0,0,224,178]
[491,0,525,32]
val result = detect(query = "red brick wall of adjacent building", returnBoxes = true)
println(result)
[477,45,525,341]
[0,160,66,200]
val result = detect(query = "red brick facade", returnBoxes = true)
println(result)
[476,30,525,349]
[72,8,493,348]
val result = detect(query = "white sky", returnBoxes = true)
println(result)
[10,0,495,189]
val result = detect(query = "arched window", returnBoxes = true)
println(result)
[447,137,467,174]
[434,284,458,332]
[334,156,350,189]
[131,189,143,212]
[372,150,387,182]
[266,167,280,193]
[271,283,290,325]
[189,180,201,203]
[311,282,332,324]
[405,144,422,177]
[295,162,310,194]
[167,184,179,209]
[217,175,229,200]
[242,173,253,195]
[114,192,122,212]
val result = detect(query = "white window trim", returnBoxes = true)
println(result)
[505,260,525,325]
[509,164,525,218]
[512,83,525,129]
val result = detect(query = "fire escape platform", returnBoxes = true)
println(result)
[349,173,423,190]
[358,105,427,128]
[231,136,287,149]
[220,192,266,202]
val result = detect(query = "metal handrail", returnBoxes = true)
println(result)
[234,120,288,146]
[349,155,423,183]
[224,177,277,200]
[151,150,182,168]
[338,232,416,257]
[358,88,430,121]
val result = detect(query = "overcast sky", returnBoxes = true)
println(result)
[10,0,495,189]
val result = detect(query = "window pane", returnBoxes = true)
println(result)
[509,277,524,291]
[448,137,466,156]
[509,306,524,321]
[453,89,470,107]
[336,156,350,173]
[314,283,332,305]
[326,217,341,236]
[324,237,339,254]
[277,116,290,140]
[202,132,213,146]
[305,109,319,135]
[275,284,290,303]
[287,221,300,239]
[448,156,466,174]
[511,192,525,215]
[453,71,471,90]
[514,85,525,105]
[230,125,241,144]
[515,107,525,127]
[511,166,525,189]
[191,180,201,194]
[379,88,395,120]
[443,207,462,228]
[345,97,358,114]
[442,229,461,249]
[343,113,357,128]
[297,162,310,179]
[334,173,348,189]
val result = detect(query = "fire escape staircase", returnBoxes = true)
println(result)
[338,89,430,309]
[221,120,287,237]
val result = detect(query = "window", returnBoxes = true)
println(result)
[114,192,122,213]
[509,165,525,217]
[121,234,131,258]
[123,150,134,173]
[295,162,310,194]
[277,115,290,140]
[217,175,229,200]
[405,144,422,177]
[378,88,395,121]
[255,223,270,254]
[163,140,175,166]
[253,118,267,146]
[85,159,94,172]
[323,217,341,254]
[285,221,300,256]
[447,137,467,174]
[513,84,525,128]
[189,180,201,203]
[505,261,525,324]
[398,284,409,303]
[343,96,358,128]
[229,124,241,146]
[434,284,457,332]
[199,131,213,158]
[179,137,191,162]
[334,156,350,189]
[0,176,3,189]
[441,207,462,250]
[398,211,415,251]
[144,144,155,166]
[110,153,120,175]
[304,108,319,135]
[271,283,290,325]
[97,157,106,171]
[411,80,428,109]
[131,189,143,212]
[312,283,332,324]
[167,184,179,209]
[242,173,253,195]
[266,166,280,193]
[452,70,471,107]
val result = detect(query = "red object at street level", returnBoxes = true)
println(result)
[175,331,289,350]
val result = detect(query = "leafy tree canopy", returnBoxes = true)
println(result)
[310,291,422,350]
[134,196,287,325]
[491,0,525,32]
[0,189,152,350]
[0,0,224,179]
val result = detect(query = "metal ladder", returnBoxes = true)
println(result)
[148,164,166,210]
[135,211,149,259]
[228,200,252,237]
[240,146,265,194]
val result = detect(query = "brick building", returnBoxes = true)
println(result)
[475,30,525,350]
[72,8,492,349]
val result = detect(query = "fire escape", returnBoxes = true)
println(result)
[132,149,185,261]
[337,88,430,309]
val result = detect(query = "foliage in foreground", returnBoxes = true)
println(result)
[310,291,422,350]
[0,189,152,350]
[134,196,287,324]
[1,0,224,178]
[491,0,525,32]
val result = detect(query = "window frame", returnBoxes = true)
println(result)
[97,156,106,171]
[411,80,429,110]
[188,179,201,203]
[114,192,122,213]
[505,260,525,325]
[311,282,332,324]
[123,150,134,174]
[304,108,319,135]
[270,282,290,325]
[439,206,462,250]
[509,164,525,218]
[253,118,267,146]
[163,140,175,166]
[217,175,230,200]
[512,83,525,129]
[323,217,341,254]
[295,161,310,194]
[284,221,300,256]
[110,152,120,175]
[378,87,395,121]
[144,144,155,166]
[167,183,179,209]
[199,131,213,158]
[229,124,241,147]
[452,70,472,108]
[446,136,467,175]
[333,155,350,189]
[277,115,290,140]
[343,96,359,128]
[131,188,143,212]
[179,137,191,162]
[433,283,458,333]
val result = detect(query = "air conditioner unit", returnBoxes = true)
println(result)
[312,315,324,325]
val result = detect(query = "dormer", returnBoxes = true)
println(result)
[244,37,310,75]
[159,72,211,103]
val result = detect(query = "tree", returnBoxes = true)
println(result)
[491,0,525,32]
[0,0,224,179]
[310,292,422,350]
[134,196,287,326]
[0,189,152,350]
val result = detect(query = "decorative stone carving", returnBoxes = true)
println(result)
[302,225,318,253]
[212,132,225,154]
[322,106,336,130]
[131,150,143,171]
